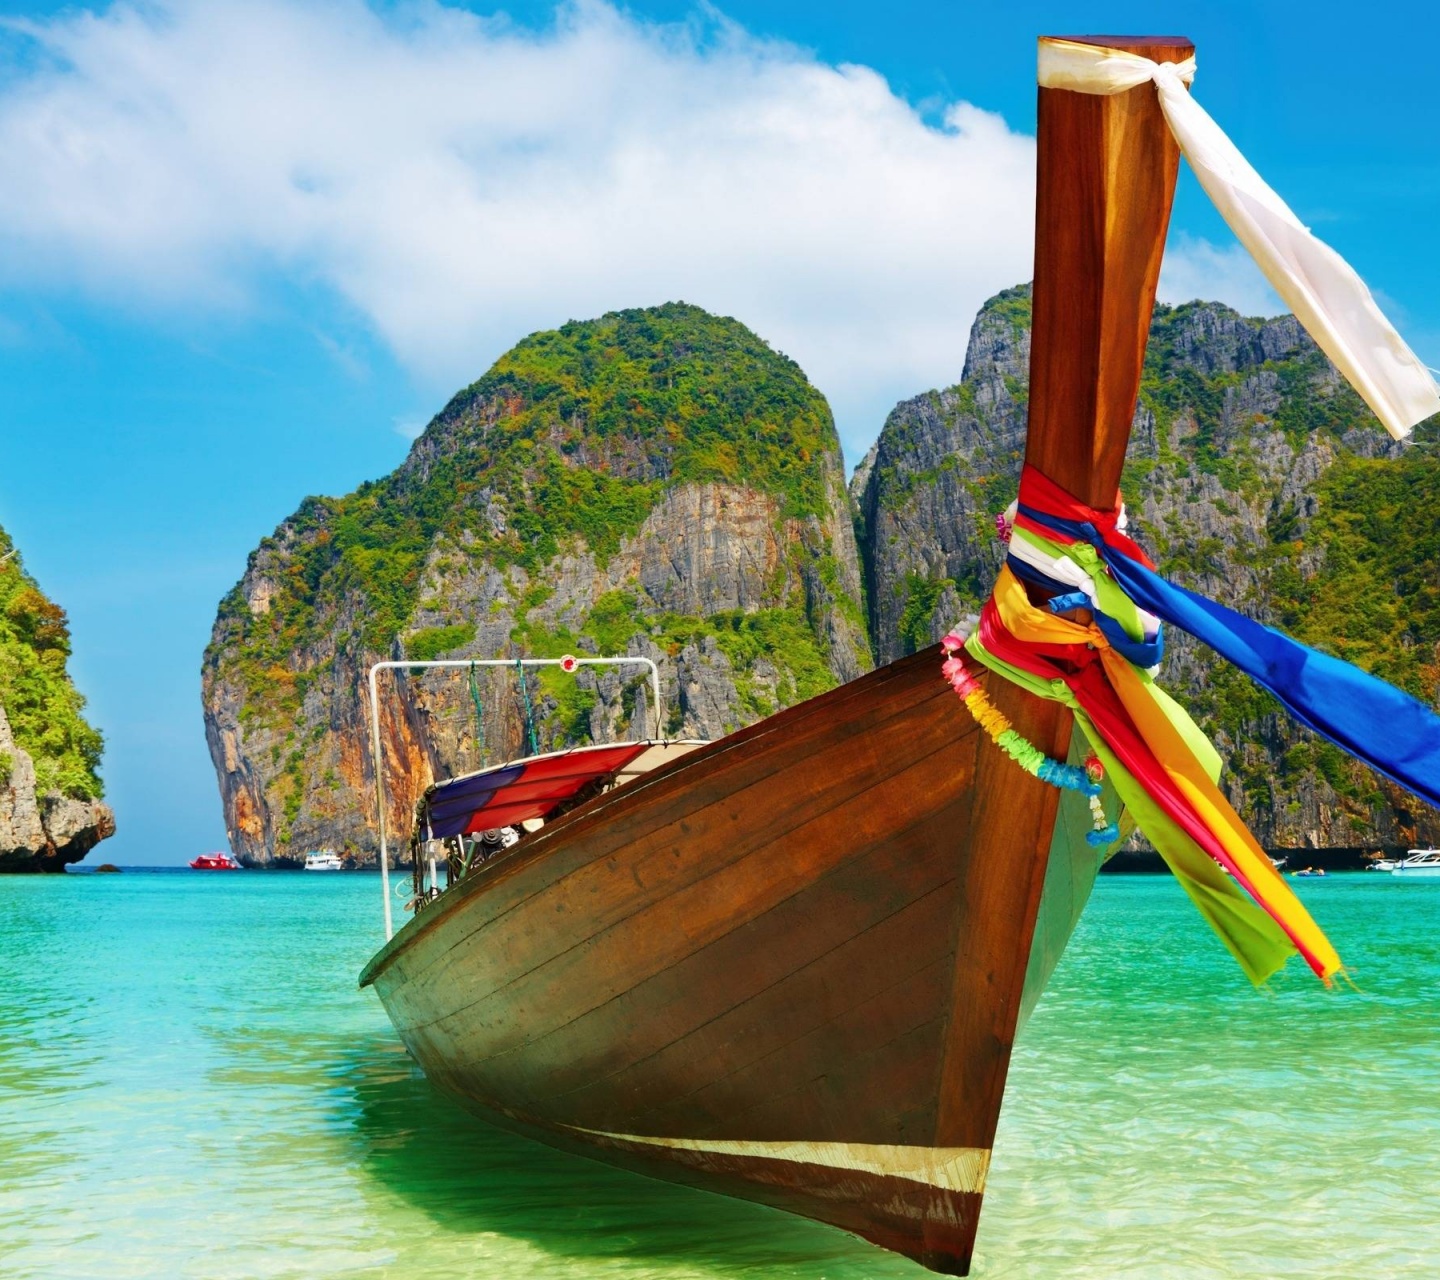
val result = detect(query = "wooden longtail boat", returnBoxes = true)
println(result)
[360,34,1191,1275]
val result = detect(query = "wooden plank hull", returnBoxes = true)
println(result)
[362,646,1064,1275]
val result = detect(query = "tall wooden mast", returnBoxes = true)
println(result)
[1028,35,1192,501]
[929,34,1191,1272]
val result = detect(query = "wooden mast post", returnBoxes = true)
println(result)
[1028,34,1192,501]
[929,35,1191,1273]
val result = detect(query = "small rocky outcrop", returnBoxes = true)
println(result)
[0,534,114,871]
[853,285,1440,851]
[0,703,115,870]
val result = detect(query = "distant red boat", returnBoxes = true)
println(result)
[189,852,242,870]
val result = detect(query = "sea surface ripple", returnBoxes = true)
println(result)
[1,870,1436,1278]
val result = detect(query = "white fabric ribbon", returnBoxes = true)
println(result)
[1005,514,1163,642]
[1038,38,1440,439]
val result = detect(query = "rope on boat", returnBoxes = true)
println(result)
[940,638,1118,848]
[516,658,540,756]
[468,661,486,764]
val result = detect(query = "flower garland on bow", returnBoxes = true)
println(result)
[940,630,1120,847]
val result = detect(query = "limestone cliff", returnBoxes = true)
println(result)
[0,529,114,871]
[204,303,870,865]
[853,285,1440,852]
[853,285,1032,665]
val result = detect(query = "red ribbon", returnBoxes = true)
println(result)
[977,598,1327,978]
[1016,464,1158,570]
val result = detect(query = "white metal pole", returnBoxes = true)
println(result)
[368,666,394,940]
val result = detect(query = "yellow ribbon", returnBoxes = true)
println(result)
[991,565,1341,982]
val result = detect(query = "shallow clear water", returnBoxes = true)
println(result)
[1,870,1436,1279]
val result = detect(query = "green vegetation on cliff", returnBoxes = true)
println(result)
[214,303,854,731]
[1129,303,1380,500]
[0,526,104,799]
[1275,441,1440,701]
[467,303,833,520]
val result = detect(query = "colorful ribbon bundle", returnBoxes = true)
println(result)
[956,464,1391,986]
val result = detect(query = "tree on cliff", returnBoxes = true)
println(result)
[0,525,114,870]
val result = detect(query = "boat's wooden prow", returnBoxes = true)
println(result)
[361,33,1191,1275]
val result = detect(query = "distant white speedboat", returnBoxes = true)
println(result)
[303,850,344,872]
[1391,849,1440,877]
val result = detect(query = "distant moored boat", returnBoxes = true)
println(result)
[1391,849,1440,877]
[189,852,241,870]
[303,850,344,871]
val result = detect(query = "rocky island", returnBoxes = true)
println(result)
[855,285,1440,852]
[203,303,869,864]
[0,528,114,871]
[206,291,1440,864]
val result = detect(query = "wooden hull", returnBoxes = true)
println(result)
[361,647,1067,1274]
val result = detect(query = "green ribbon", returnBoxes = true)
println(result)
[965,630,1296,986]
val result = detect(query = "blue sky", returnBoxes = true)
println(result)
[2,0,1437,864]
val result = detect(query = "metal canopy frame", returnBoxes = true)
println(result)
[367,655,663,939]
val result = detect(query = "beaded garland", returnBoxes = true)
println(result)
[941,631,1121,847]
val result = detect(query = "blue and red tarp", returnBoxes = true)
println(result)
[423,742,651,837]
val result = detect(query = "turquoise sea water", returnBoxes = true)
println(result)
[2,870,1437,1279]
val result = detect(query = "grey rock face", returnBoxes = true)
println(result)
[853,285,1031,664]
[0,704,115,872]
[854,286,1438,851]
[389,477,865,779]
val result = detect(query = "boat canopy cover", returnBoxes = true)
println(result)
[423,742,653,838]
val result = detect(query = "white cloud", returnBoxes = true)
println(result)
[1158,233,1283,318]
[0,0,1038,458]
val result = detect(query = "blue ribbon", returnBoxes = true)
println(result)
[1045,591,1092,614]
[1017,504,1440,811]
[1007,556,1165,668]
